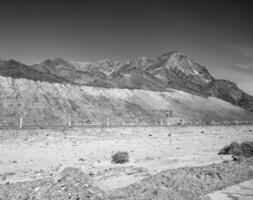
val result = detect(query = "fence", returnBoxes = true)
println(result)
[0,117,253,130]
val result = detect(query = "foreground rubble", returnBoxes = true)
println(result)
[1,158,253,200]
[0,167,108,200]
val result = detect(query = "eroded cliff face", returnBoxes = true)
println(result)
[0,76,252,126]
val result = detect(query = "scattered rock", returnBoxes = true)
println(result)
[145,156,154,161]
[0,167,108,200]
[110,159,253,200]
[0,174,7,182]
[88,172,95,177]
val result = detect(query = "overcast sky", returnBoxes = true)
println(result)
[0,0,253,94]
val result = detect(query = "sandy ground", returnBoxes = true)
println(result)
[0,125,253,193]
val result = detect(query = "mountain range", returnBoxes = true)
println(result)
[0,51,252,112]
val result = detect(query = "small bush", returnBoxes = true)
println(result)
[218,141,253,157]
[240,141,253,157]
[218,142,240,156]
[111,151,129,164]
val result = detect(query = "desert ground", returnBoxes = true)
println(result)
[0,125,253,199]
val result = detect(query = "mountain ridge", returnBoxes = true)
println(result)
[1,51,252,112]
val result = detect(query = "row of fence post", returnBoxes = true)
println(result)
[18,117,110,129]
[15,117,253,129]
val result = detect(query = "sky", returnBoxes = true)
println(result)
[0,0,253,94]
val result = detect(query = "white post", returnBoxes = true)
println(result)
[235,120,238,126]
[68,117,71,128]
[160,119,163,126]
[19,117,23,129]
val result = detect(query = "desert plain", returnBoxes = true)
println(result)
[0,125,253,199]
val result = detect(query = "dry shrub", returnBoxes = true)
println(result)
[240,141,253,157]
[111,151,129,164]
[218,141,253,157]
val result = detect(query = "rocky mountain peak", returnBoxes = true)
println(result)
[158,51,179,59]
[157,51,213,84]
[161,51,193,68]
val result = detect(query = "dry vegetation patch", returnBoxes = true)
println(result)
[111,152,129,164]
[218,141,253,157]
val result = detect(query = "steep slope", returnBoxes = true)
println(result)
[31,57,115,87]
[144,52,214,95]
[207,80,253,112]
[0,59,68,84]
[2,52,253,112]
[0,76,252,126]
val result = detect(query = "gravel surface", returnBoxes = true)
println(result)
[0,159,253,200]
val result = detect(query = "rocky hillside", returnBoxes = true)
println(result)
[0,76,253,126]
[1,52,252,112]
[207,80,253,112]
[0,58,67,84]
